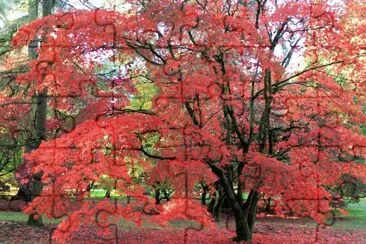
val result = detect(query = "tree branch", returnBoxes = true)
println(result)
[252,60,344,100]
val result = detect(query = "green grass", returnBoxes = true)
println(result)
[0,198,364,230]
[0,211,62,224]
[333,198,366,229]
[0,211,189,229]
[90,189,107,198]
[89,189,125,199]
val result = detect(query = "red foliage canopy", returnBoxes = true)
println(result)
[8,0,366,242]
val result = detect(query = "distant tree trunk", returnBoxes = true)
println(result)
[20,0,54,227]
[201,184,208,205]
[162,189,170,202]
[126,194,131,204]
[42,0,54,16]
[265,197,271,214]
[13,0,38,204]
[207,190,216,213]
[154,182,170,204]
[208,181,219,213]
[26,0,55,227]
[27,172,43,226]
[87,182,94,192]
[154,188,160,204]
[213,184,225,221]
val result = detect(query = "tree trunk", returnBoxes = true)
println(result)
[27,172,43,226]
[265,197,271,214]
[42,0,54,16]
[27,214,42,226]
[220,176,252,241]
[231,197,252,241]
[246,191,259,233]
[207,165,253,241]
[127,194,131,204]
[207,190,216,213]
[11,184,31,201]
[154,188,160,204]
[13,0,37,203]
[213,184,225,221]
[201,184,208,205]
[20,0,53,227]
[162,189,170,202]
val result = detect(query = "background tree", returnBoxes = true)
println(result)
[0,0,39,199]
[11,0,56,227]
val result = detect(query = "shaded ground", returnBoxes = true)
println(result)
[0,216,365,244]
[0,199,365,243]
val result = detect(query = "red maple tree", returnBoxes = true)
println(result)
[8,0,366,242]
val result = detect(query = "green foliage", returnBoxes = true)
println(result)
[327,174,366,208]
[128,82,158,110]
[154,181,173,193]
[361,125,366,136]
[127,160,147,184]
[0,145,23,192]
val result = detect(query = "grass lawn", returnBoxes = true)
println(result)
[89,188,107,198]
[0,211,61,224]
[0,198,364,229]
[332,197,366,230]
[0,210,200,230]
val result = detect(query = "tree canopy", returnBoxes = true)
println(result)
[3,0,366,242]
